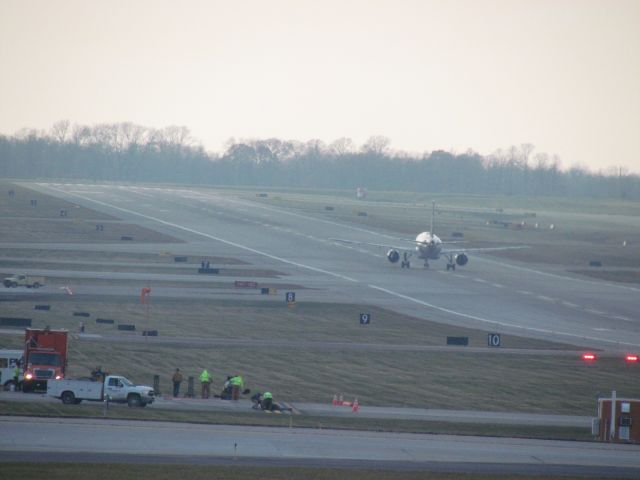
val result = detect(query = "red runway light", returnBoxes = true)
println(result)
[625,354,639,363]
[582,353,597,361]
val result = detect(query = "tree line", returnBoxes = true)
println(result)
[0,120,638,199]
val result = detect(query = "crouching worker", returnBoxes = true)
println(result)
[251,392,263,409]
[221,376,233,400]
[252,391,281,412]
[261,391,274,411]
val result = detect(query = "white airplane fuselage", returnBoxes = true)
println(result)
[415,232,442,260]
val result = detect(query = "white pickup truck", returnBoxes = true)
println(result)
[47,375,155,407]
[3,274,45,288]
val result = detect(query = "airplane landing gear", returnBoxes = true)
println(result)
[401,252,411,268]
[446,263,456,271]
[423,261,429,268]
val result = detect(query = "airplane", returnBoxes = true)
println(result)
[331,202,525,271]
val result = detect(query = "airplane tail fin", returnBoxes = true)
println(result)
[430,201,435,234]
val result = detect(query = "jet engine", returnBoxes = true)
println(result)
[455,253,468,266]
[387,249,400,263]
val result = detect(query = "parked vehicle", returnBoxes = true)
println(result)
[22,328,68,392]
[3,274,45,288]
[47,375,155,407]
[0,349,23,389]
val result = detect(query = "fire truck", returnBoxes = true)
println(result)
[22,328,68,392]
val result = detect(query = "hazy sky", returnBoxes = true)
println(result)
[1,0,639,172]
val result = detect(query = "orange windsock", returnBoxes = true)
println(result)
[140,287,152,304]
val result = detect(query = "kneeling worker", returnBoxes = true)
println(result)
[261,391,274,411]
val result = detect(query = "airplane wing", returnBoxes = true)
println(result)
[440,245,528,255]
[329,238,415,251]
[330,238,488,252]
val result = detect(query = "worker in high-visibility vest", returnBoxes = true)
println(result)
[199,369,212,399]
[13,365,21,391]
[261,391,273,411]
[230,375,244,400]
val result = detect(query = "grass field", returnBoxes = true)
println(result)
[2,296,638,414]
[0,182,181,244]
[0,463,602,480]
[1,181,638,424]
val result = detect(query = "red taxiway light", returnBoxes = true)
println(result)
[625,354,639,363]
[582,353,597,361]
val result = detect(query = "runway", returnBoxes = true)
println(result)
[20,182,638,351]
[2,416,639,477]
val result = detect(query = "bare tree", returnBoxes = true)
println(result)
[329,137,355,156]
[520,143,535,166]
[362,135,390,155]
[50,120,71,143]
[119,122,146,149]
[71,124,91,146]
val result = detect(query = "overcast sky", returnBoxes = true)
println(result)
[1,0,639,172]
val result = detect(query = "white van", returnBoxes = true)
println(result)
[0,349,23,388]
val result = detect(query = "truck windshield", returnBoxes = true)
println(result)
[121,377,133,386]
[29,353,61,366]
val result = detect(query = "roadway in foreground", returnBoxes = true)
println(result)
[0,391,592,427]
[1,416,638,478]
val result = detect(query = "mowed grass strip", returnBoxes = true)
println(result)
[0,298,572,348]
[0,248,248,265]
[0,463,599,480]
[0,217,183,244]
[0,182,116,220]
[0,181,182,244]
[1,297,629,414]
[2,331,636,414]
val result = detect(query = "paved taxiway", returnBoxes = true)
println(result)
[2,417,639,477]
[0,391,592,427]
[16,182,640,351]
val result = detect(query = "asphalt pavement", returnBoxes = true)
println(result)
[1,416,639,477]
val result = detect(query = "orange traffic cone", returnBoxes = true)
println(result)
[332,394,338,406]
[352,397,359,413]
